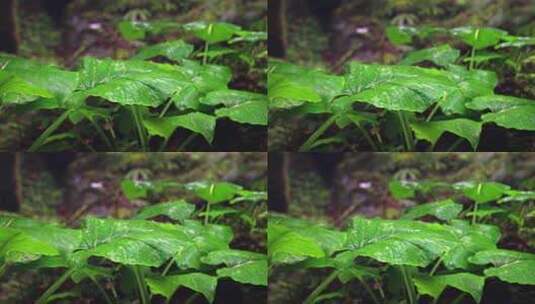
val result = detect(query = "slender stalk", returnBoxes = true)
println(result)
[36,268,75,304]
[177,133,197,151]
[299,115,337,151]
[357,277,380,304]
[161,257,175,276]
[400,266,416,304]
[426,103,441,122]
[159,98,173,118]
[89,275,113,304]
[472,183,483,224]
[447,138,465,152]
[132,266,149,304]
[356,123,379,151]
[398,112,414,151]
[303,270,339,304]
[89,119,114,151]
[203,41,210,65]
[429,255,444,276]
[204,202,211,225]
[469,46,476,70]
[130,106,147,151]
[29,110,71,152]
[185,294,200,304]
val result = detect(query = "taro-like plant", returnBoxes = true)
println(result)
[0,182,267,303]
[269,26,535,151]
[0,22,267,152]
[269,199,535,304]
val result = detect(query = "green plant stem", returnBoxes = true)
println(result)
[203,41,210,65]
[469,46,476,70]
[185,293,200,304]
[36,268,75,304]
[429,255,444,276]
[357,277,380,304]
[299,115,337,151]
[356,123,379,151]
[398,112,414,151]
[161,257,175,276]
[89,275,113,304]
[426,103,441,122]
[472,183,483,224]
[204,202,211,225]
[159,98,173,118]
[303,270,339,304]
[178,133,197,151]
[89,119,114,151]
[400,266,416,304]
[447,138,465,151]
[28,110,71,152]
[132,266,150,304]
[131,106,147,151]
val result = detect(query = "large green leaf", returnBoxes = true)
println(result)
[74,217,194,267]
[143,112,217,143]
[340,217,459,267]
[410,118,482,150]
[401,199,462,221]
[0,71,53,104]
[201,249,266,267]
[146,273,218,303]
[469,249,535,285]
[217,260,268,286]
[215,100,268,126]
[268,231,325,264]
[133,40,194,62]
[200,89,266,107]
[466,95,535,112]
[85,78,165,107]
[268,61,344,109]
[453,181,511,203]
[400,44,460,67]
[0,228,59,263]
[133,200,195,222]
[481,105,535,131]
[0,55,80,107]
[117,20,182,41]
[183,21,241,43]
[185,181,243,204]
[451,27,508,50]
[413,273,485,302]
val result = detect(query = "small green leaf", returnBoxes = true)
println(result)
[183,21,241,43]
[185,181,243,204]
[401,199,462,221]
[217,260,268,286]
[400,44,460,67]
[454,181,511,203]
[482,105,535,131]
[410,118,482,150]
[451,27,508,50]
[143,112,216,143]
[215,100,268,126]
[413,273,485,303]
[133,40,194,62]
[134,200,195,222]
[146,273,217,303]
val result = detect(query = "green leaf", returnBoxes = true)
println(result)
[146,273,217,303]
[85,78,164,107]
[201,249,266,267]
[341,217,459,267]
[215,100,268,126]
[0,228,59,263]
[469,249,535,285]
[0,71,54,104]
[217,260,268,286]
[462,51,504,64]
[451,27,508,50]
[386,26,415,45]
[401,199,462,221]
[481,105,535,131]
[400,44,460,67]
[200,89,266,107]
[499,190,535,203]
[185,181,243,204]
[143,112,217,143]
[466,95,535,112]
[183,21,241,43]
[388,180,416,199]
[134,200,195,222]
[410,118,482,150]
[453,181,511,203]
[413,273,485,302]
[172,84,200,111]
[133,40,194,62]
[268,231,325,264]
